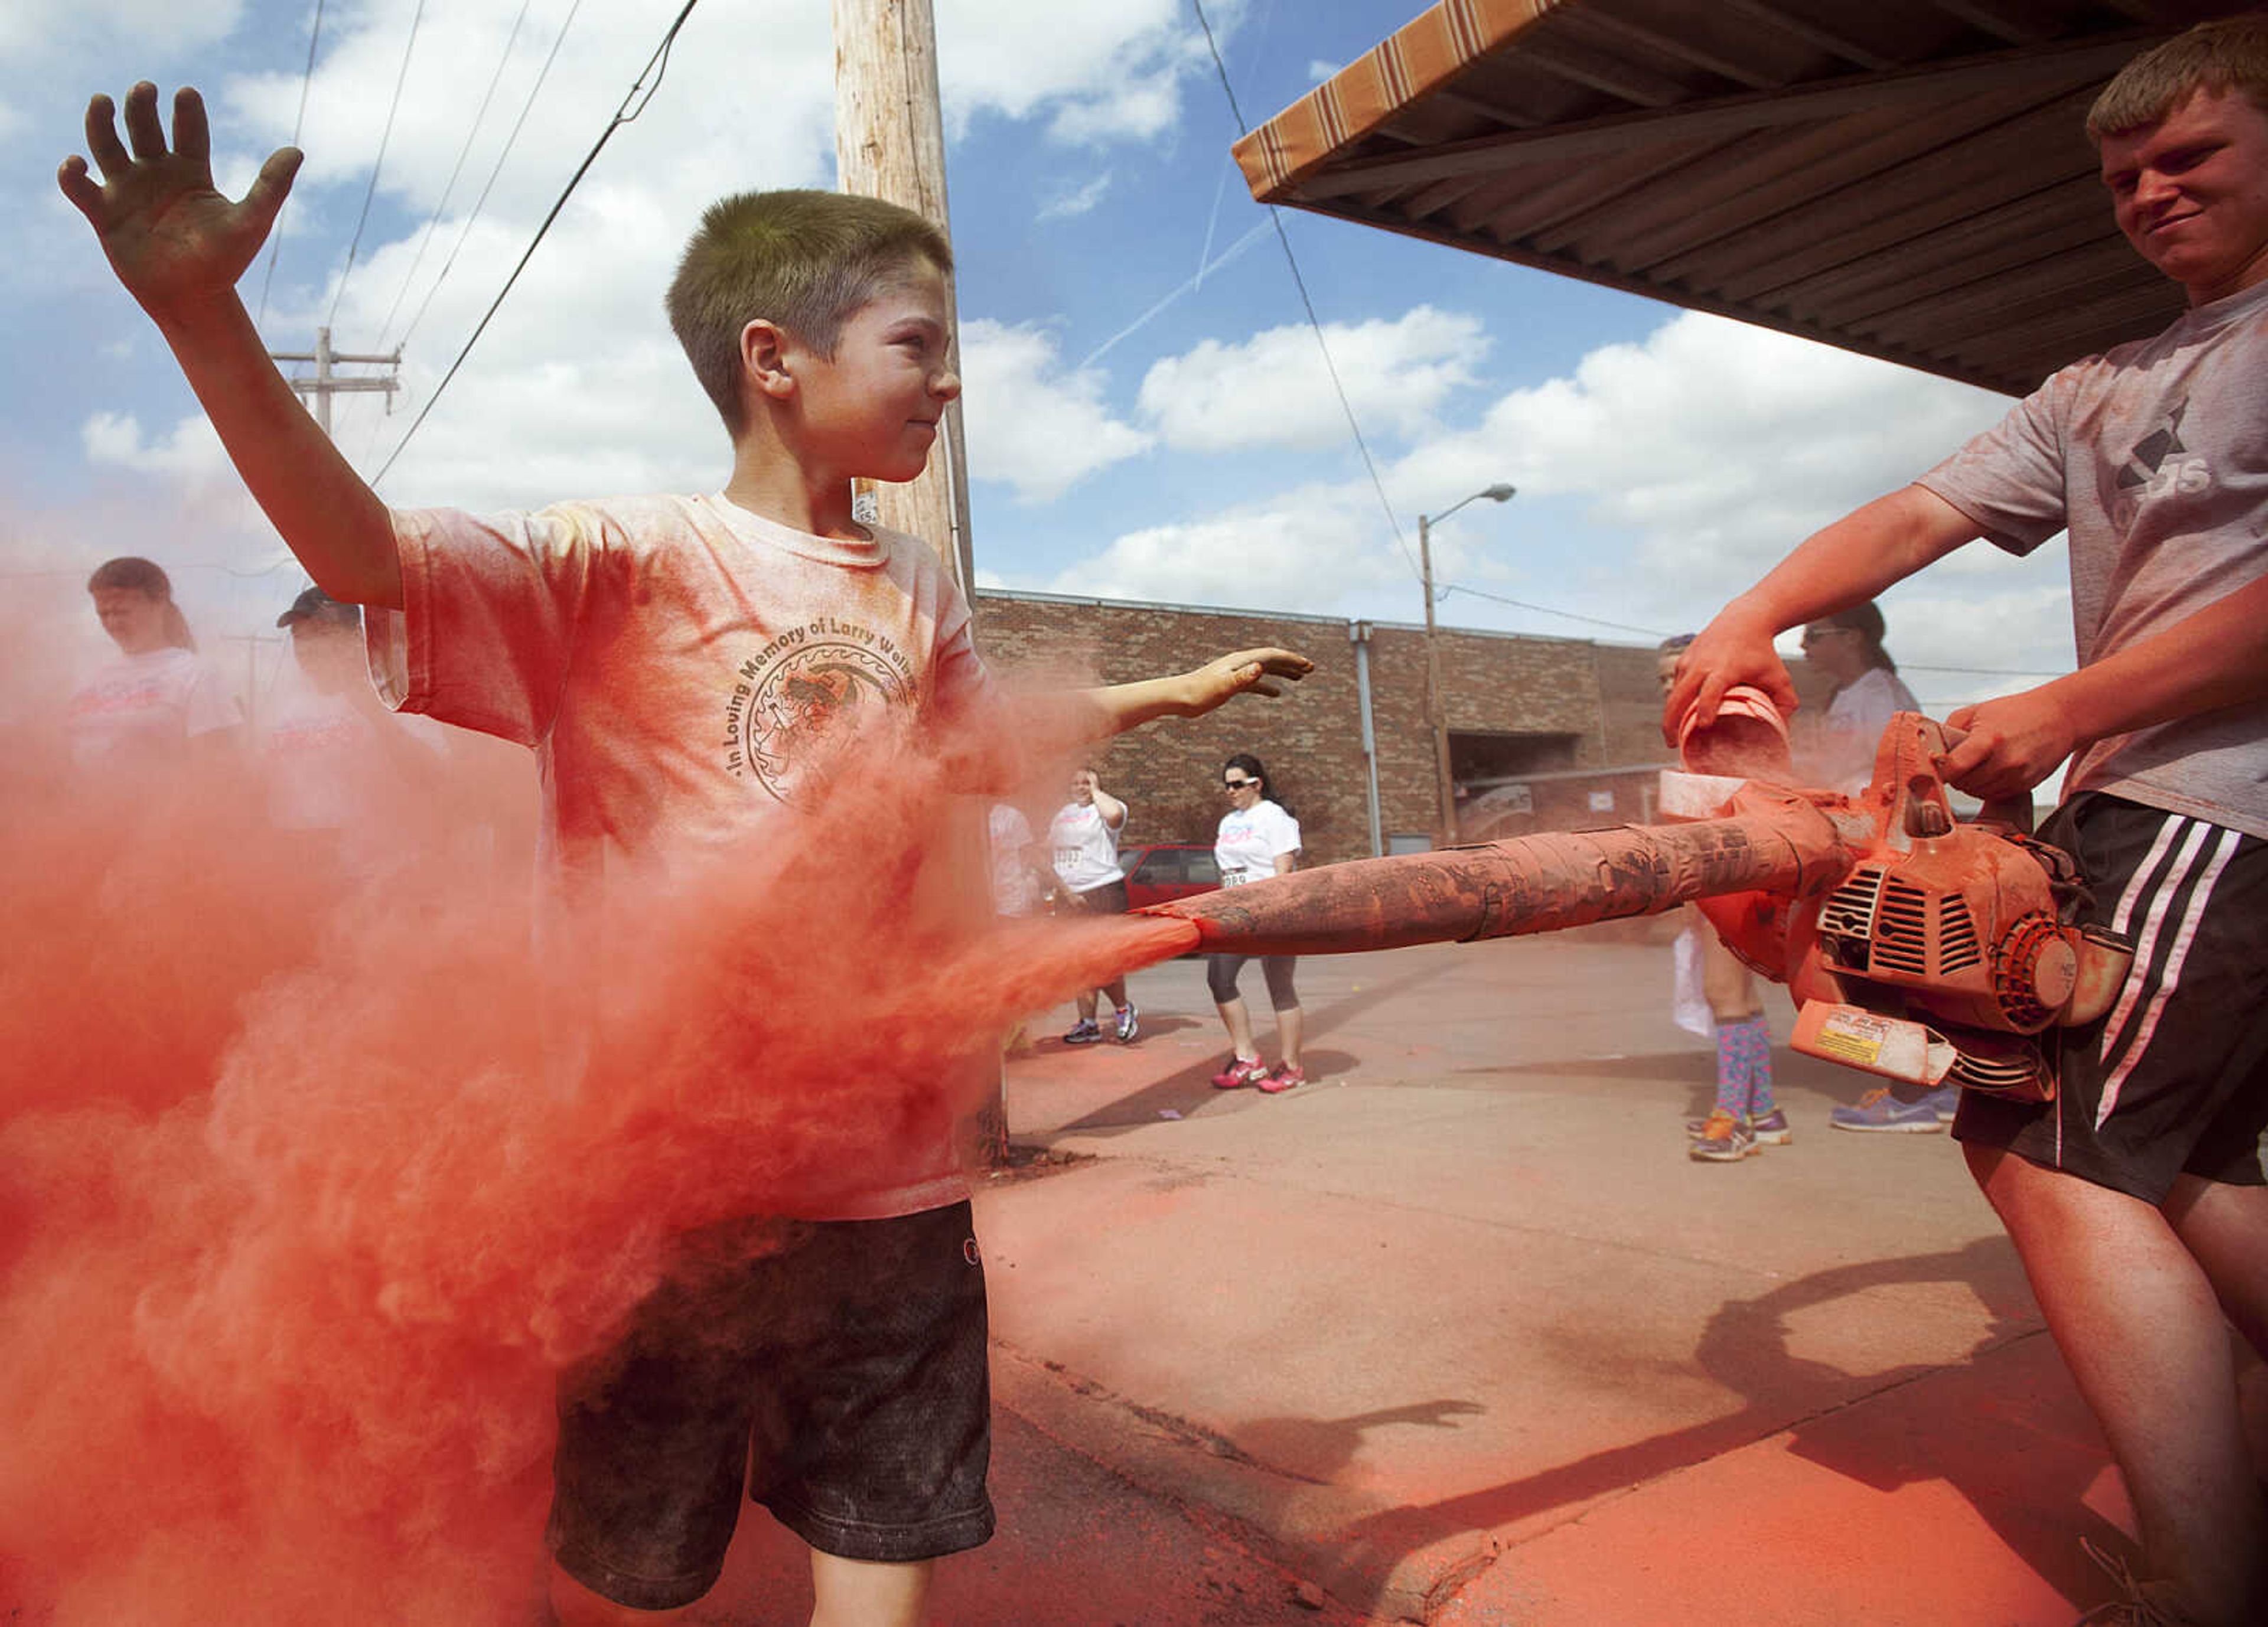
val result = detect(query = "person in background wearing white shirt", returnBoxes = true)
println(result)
[1207,754,1306,1093]
[988,801,1058,1055]
[67,555,242,775]
[263,585,445,877]
[1794,599,1921,797]
[1658,636,1788,1164]
[1793,602,1956,1134]
[1048,767,1139,1045]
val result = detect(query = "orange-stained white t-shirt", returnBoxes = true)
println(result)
[364,491,999,1218]
[66,646,241,771]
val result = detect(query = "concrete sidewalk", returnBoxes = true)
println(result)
[967,930,2189,1626]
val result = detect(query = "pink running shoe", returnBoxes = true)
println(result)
[1211,1057,1268,1090]
[1257,1063,1307,1094]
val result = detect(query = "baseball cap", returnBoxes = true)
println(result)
[276,586,361,630]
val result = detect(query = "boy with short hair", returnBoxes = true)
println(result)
[1667,17,2268,1625]
[61,84,1309,1626]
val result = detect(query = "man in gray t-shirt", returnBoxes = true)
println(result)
[1669,19,2268,1626]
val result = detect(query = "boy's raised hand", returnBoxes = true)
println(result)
[58,83,302,324]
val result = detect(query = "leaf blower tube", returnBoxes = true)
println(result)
[1142,789,1858,958]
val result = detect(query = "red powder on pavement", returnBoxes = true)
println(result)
[0,671,1188,1625]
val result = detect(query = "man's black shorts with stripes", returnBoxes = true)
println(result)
[1954,792,2268,1204]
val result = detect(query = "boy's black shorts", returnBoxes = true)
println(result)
[546,1201,995,1610]
[1954,794,2268,1204]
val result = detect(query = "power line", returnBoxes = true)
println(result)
[327,0,431,328]
[1436,581,2078,670]
[1435,582,1670,638]
[1903,661,2070,677]
[374,0,540,350]
[0,558,298,582]
[255,0,327,327]
[370,0,691,487]
[1189,0,1424,587]
[393,0,588,356]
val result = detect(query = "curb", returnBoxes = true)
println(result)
[990,1343,1503,1624]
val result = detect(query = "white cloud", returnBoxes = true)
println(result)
[82,409,229,480]
[25,0,1243,529]
[1044,485,1405,612]
[959,319,1151,504]
[937,0,1202,144]
[1399,314,2079,702]
[1459,311,2009,563]
[0,0,245,65]
[1138,307,1486,452]
[1037,171,1112,222]
[1024,309,2076,707]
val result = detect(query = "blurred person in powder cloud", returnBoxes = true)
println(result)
[1205,753,1308,1093]
[1791,598,1921,797]
[1049,767,1140,1045]
[66,555,242,773]
[1785,602,1958,1134]
[986,799,1059,1055]
[1657,636,1788,1165]
[262,585,448,877]
[62,80,1310,1627]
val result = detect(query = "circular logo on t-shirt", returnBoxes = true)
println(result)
[725,637,912,808]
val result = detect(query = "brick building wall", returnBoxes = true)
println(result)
[971,589,1697,868]
[973,593,1371,866]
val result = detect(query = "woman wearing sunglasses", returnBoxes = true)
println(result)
[1795,599,1919,797]
[1207,754,1306,1093]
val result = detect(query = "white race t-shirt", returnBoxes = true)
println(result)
[369,493,998,882]
[66,647,241,770]
[988,803,1042,917]
[1808,666,1921,795]
[365,491,1001,1220]
[1049,800,1125,892]
[260,679,445,873]
[1215,799,1301,886]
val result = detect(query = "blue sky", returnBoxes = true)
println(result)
[4,0,2082,716]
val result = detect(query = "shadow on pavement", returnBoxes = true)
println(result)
[1051,963,1446,1135]
[1233,1237,2129,1621]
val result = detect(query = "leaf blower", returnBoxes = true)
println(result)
[1141,693,2132,1103]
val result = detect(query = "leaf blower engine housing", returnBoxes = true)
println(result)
[1683,707,2133,1104]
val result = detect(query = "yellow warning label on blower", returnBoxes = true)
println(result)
[1811,1009,1892,1067]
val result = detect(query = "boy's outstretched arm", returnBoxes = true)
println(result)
[59,83,400,608]
[1663,484,1977,736]
[1071,647,1314,737]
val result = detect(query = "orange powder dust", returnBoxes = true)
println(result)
[0,686,1180,1625]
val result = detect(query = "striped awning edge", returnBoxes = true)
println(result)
[1231,0,1560,201]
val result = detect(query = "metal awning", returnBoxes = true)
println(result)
[1233,0,2250,396]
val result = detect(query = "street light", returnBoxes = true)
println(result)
[1418,482,1516,846]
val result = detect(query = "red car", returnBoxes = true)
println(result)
[1117,842,1221,910]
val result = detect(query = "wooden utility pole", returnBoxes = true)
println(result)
[832,0,975,592]
[833,0,1006,1166]
[269,327,401,436]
